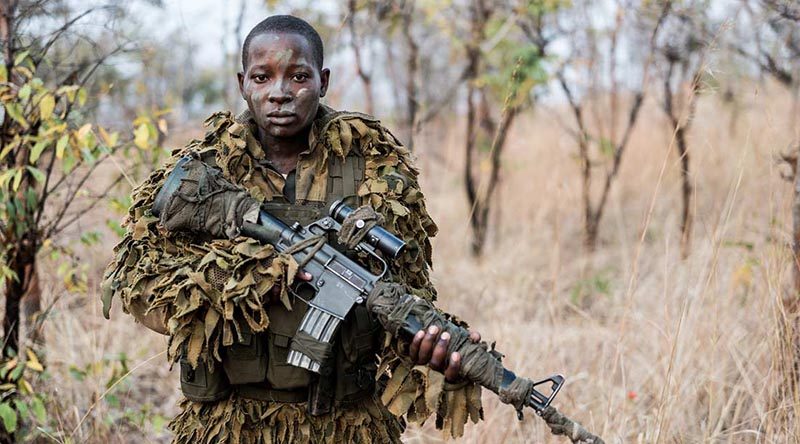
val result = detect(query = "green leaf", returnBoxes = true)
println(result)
[25,188,37,210]
[30,396,46,423]
[68,365,87,381]
[81,147,96,164]
[105,393,120,408]
[29,139,49,163]
[106,219,125,238]
[599,138,614,158]
[12,400,27,422]
[18,84,31,102]
[80,231,101,246]
[0,403,16,433]
[26,166,45,184]
[13,50,30,67]
[0,64,7,83]
[9,361,24,381]
[4,103,29,130]
[56,134,68,159]
[39,94,55,120]
[5,198,16,220]
[62,154,76,173]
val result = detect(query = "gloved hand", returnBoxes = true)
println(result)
[157,157,260,239]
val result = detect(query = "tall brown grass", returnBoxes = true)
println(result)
[37,83,799,443]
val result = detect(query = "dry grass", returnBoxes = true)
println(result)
[35,84,800,443]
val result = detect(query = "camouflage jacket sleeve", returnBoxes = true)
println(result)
[101,147,297,368]
[330,116,483,438]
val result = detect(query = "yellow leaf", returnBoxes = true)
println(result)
[18,378,32,394]
[76,123,92,140]
[134,123,150,149]
[0,64,6,82]
[39,94,55,120]
[25,350,43,372]
[157,118,168,134]
[98,127,119,147]
[12,169,22,191]
[42,122,67,136]
[3,358,17,371]
[55,134,68,159]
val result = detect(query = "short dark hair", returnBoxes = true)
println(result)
[241,15,324,71]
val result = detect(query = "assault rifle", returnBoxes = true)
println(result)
[153,157,604,443]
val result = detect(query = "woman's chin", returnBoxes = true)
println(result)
[266,125,300,139]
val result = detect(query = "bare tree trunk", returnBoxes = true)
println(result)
[557,73,596,250]
[401,3,418,150]
[793,151,800,304]
[222,0,245,111]
[662,61,700,258]
[782,142,800,400]
[347,0,373,115]
[676,127,693,257]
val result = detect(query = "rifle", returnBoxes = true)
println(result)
[152,156,604,443]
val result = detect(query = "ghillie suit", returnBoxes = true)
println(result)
[102,106,483,443]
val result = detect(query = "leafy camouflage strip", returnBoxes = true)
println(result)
[169,394,403,444]
[101,153,299,366]
[103,107,483,437]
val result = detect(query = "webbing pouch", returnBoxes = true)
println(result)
[266,290,312,390]
[179,356,231,402]
[334,305,381,402]
[222,323,267,385]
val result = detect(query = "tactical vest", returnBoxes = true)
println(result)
[179,143,383,407]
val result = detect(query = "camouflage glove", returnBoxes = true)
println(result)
[155,156,260,239]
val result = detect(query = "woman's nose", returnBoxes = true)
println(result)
[268,80,292,104]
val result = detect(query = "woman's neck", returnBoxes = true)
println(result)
[258,126,311,175]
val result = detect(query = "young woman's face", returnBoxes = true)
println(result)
[238,32,329,139]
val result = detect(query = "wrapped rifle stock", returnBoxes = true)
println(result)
[152,156,605,443]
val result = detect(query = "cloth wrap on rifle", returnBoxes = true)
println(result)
[366,282,531,409]
[366,282,606,444]
[155,155,260,240]
[337,205,386,249]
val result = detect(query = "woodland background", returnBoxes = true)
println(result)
[1,0,799,442]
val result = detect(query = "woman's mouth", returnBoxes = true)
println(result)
[266,111,296,125]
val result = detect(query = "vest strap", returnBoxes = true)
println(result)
[234,385,309,403]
